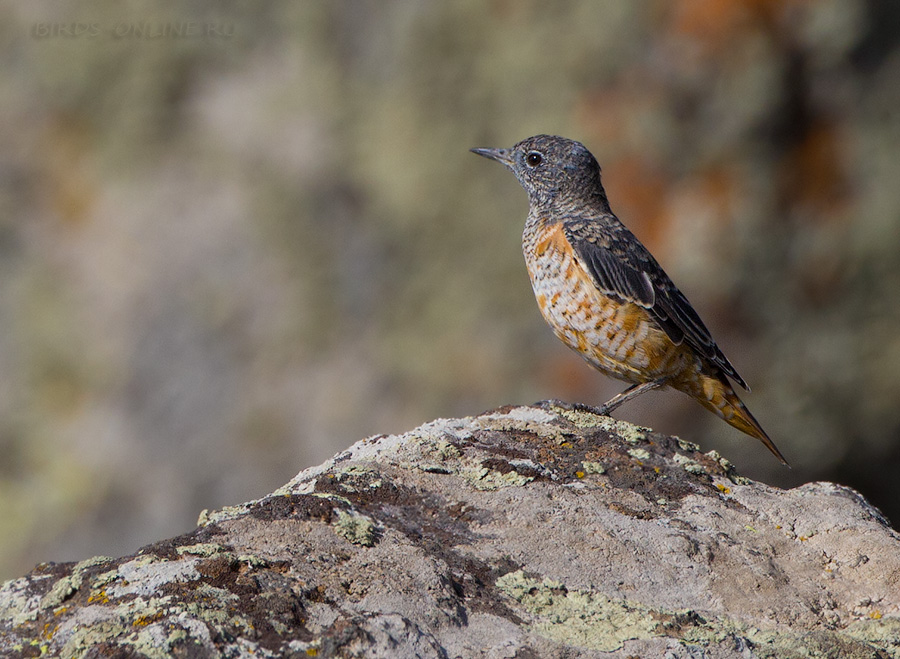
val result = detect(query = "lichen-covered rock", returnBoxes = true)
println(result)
[1,404,898,658]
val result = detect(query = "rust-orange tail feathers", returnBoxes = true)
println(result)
[681,372,789,466]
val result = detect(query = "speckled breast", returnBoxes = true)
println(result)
[522,221,693,384]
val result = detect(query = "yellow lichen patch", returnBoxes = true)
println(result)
[133,611,164,627]
[26,640,48,655]
[87,589,109,605]
[715,483,731,495]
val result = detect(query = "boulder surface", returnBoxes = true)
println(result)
[1,404,898,658]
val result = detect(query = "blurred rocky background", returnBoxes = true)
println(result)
[0,0,898,580]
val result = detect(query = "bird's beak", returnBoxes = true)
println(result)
[470,147,514,167]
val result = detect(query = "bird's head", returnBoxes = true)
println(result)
[471,134,606,208]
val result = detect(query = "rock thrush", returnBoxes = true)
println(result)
[472,135,787,464]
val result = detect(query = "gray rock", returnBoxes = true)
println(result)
[1,404,898,658]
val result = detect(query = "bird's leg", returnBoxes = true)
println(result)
[539,379,667,417]
[583,379,667,416]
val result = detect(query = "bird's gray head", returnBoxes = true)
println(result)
[471,135,607,209]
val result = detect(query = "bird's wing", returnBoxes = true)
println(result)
[563,217,748,390]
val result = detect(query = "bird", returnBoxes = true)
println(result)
[471,135,788,465]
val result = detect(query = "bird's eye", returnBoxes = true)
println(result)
[525,151,543,167]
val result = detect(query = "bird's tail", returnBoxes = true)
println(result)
[683,372,789,466]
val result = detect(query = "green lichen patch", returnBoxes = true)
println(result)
[681,618,900,659]
[844,617,900,656]
[551,405,608,430]
[496,570,899,657]
[477,407,570,443]
[547,406,652,444]
[702,450,752,485]
[0,577,44,626]
[594,417,650,445]
[333,510,379,547]
[414,438,463,474]
[627,448,650,461]
[677,438,701,453]
[73,556,113,572]
[310,490,353,507]
[673,452,706,474]
[197,503,251,526]
[459,461,534,491]
[33,556,116,612]
[235,554,268,569]
[109,556,202,598]
[496,570,658,652]
[330,464,384,492]
[50,587,267,659]
[38,573,82,610]
[176,543,224,558]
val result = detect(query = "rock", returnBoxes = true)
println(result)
[1,404,898,658]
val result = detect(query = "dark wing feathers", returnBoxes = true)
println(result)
[563,218,748,390]
[580,245,656,309]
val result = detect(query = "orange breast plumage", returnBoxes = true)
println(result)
[523,222,693,384]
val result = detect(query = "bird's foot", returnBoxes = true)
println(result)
[572,401,611,416]
[535,399,611,417]
[534,398,573,412]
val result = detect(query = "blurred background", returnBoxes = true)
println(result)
[1,0,899,580]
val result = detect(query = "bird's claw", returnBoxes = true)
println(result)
[572,402,611,417]
[535,399,611,417]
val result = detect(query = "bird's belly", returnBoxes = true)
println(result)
[525,237,689,383]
